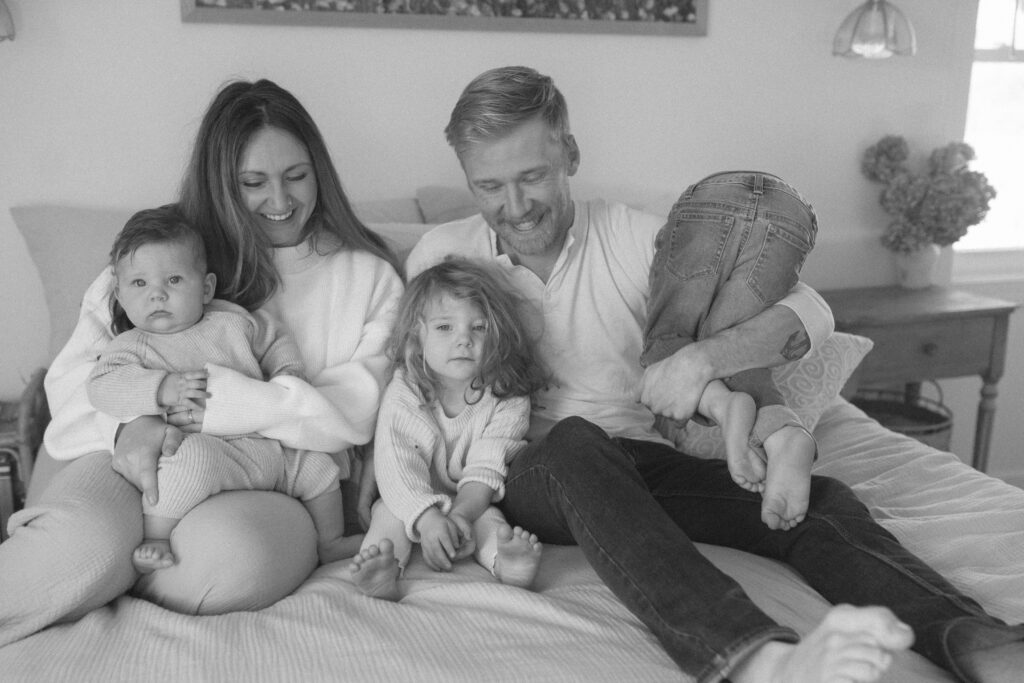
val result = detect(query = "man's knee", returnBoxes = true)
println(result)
[545,416,610,449]
[522,417,632,482]
[808,475,868,516]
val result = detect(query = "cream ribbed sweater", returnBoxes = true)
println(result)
[86,299,303,420]
[374,369,530,541]
[44,241,403,460]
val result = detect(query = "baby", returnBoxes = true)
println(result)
[87,204,362,573]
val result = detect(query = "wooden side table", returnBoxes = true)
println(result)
[820,285,1018,472]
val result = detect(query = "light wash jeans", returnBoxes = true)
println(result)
[502,417,1024,683]
[642,171,818,443]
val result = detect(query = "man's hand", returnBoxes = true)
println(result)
[415,507,461,572]
[112,415,183,506]
[640,342,716,422]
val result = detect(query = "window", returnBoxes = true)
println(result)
[958,0,1024,252]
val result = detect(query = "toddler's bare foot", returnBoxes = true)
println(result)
[350,539,400,601]
[133,539,175,574]
[494,524,542,588]
[761,425,816,530]
[319,533,365,565]
[716,393,763,492]
[731,604,914,683]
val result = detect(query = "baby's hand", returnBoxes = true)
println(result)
[159,370,210,409]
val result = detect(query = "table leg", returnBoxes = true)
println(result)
[973,378,999,472]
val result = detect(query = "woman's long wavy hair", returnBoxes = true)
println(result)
[388,258,547,404]
[178,78,399,311]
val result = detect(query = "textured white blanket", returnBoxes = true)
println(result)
[4,399,1023,682]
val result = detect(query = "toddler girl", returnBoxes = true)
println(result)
[352,258,547,599]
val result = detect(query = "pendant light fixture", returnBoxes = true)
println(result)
[834,0,917,59]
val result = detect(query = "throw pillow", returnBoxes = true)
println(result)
[13,205,130,359]
[661,331,874,458]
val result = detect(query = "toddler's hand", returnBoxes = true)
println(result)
[448,512,476,562]
[416,508,460,572]
[159,370,210,409]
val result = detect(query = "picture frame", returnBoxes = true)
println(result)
[180,0,707,37]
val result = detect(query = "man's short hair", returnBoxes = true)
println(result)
[444,66,571,157]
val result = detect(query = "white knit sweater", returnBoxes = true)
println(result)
[374,369,530,541]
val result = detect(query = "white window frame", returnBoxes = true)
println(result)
[952,0,1024,284]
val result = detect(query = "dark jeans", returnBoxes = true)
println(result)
[642,171,817,440]
[501,417,1022,682]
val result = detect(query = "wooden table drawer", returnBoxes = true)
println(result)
[855,317,996,383]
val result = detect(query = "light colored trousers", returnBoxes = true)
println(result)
[147,434,339,520]
[0,449,317,647]
[362,499,505,574]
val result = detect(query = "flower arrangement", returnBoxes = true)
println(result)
[861,135,997,253]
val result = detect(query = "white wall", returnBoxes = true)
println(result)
[6,1,1017,479]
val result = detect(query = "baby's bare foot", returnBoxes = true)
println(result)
[350,539,400,601]
[133,539,175,574]
[732,604,914,683]
[761,425,816,531]
[717,393,763,492]
[494,524,542,588]
[319,533,365,565]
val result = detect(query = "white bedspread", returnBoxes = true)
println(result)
[3,398,1023,682]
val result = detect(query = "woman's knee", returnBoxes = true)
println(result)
[133,490,317,615]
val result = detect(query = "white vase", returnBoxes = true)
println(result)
[894,243,941,289]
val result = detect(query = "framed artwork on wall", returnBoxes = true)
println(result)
[181,0,707,36]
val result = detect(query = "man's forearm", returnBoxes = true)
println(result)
[695,303,810,380]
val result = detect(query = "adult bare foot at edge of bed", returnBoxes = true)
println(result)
[956,637,1024,683]
[729,604,914,683]
[350,539,400,601]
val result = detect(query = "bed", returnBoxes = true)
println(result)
[4,190,1024,682]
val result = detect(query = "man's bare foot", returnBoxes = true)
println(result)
[493,524,543,588]
[948,620,1024,683]
[760,425,816,530]
[319,533,365,565]
[731,604,914,683]
[133,539,175,574]
[715,392,763,492]
[350,539,400,601]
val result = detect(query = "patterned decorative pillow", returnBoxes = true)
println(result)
[661,332,874,459]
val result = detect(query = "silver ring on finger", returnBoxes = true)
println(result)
[188,409,194,424]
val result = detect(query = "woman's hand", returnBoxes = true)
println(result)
[166,405,206,433]
[113,415,183,505]
[416,508,461,572]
